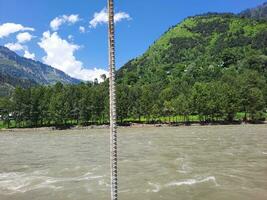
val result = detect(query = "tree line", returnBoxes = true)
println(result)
[0,68,266,128]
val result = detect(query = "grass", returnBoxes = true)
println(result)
[0,120,4,129]
[124,114,246,124]
[236,112,245,120]
[0,113,266,129]
[0,120,17,129]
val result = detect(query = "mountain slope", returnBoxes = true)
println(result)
[239,2,267,21]
[117,13,267,85]
[0,72,37,96]
[0,46,80,95]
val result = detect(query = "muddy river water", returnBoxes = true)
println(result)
[0,125,267,200]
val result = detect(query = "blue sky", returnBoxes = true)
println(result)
[0,0,266,81]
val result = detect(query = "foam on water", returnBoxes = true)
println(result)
[0,172,59,194]
[146,182,161,193]
[166,176,218,187]
[146,176,217,193]
[98,179,109,187]
[175,157,192,174]
[0,171,102,195]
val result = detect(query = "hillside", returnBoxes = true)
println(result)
[239,2,267,21]
[0,46,80,96]
[0,73,37,96]
[1,12,267,127]
[117,13,267,85]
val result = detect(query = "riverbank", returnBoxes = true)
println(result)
[1,121,266,132]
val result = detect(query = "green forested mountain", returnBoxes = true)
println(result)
[1,12,267,128]
[0,46,80,96]
[239,2,267,21]
[117,13,267,85]
[113,13,267,122]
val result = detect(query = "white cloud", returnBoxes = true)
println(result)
[89,9,108,28]
[16,32,33,43]
[1,23,35,60]
[79,26,85,33]
[114,12,131,23]
[4,42,25,51]
[50,18,63,31]
[24,50,35,60]
[68,15,80,23]
[89,8,131,28]
[50,14,80,31]
[38,31,108,81]
[0,23,34,38]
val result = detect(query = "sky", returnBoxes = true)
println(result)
[0,0,266,81]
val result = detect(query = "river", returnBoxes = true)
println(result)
[0,125,267,200]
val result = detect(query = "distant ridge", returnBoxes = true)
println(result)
[239,2,267,21]
[0,46,80,96]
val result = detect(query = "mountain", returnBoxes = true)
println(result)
[0,46,80,96]
[1,6,267,125]
[239,2,267,21]
[0,72,37,96]
[117,13,267,86]
[1,3,267,97]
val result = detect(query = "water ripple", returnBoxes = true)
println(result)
[0,171,102,195]
[166,176,218,187]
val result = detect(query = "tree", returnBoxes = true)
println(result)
[100,74,107,82]
[79,86,93,125]
[191,82,211,121]
[163,101,174,123]
[140,85,155,123]
[0,97,12,128]
[48,82,65,126]
[172,94,190,122]
[239,70,266,121]
[151,104,161,122]
[12,87,31,127]
[30,87,44,126]
[246,87,265,121]
[128,85,142,122]
[117,85,130,123]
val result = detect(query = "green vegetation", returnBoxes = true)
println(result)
[0,69,266,128]
[0,13,267,128]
